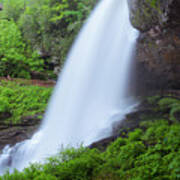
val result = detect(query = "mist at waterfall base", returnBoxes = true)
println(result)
[0,0,139,174]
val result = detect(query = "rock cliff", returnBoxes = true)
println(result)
[128,0,180,91]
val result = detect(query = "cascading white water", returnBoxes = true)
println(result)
[0,0,138,174]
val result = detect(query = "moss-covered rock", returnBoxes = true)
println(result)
[128,0,178,32]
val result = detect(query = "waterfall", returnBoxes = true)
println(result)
[0,0,138,174]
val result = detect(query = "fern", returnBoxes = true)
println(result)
[170,105,180,121]
[158,97,180,109]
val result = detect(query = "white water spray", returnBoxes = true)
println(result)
[0,0,138,174]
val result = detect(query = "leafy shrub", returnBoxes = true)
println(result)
[0,96,9,113]
[18,0,97,68]
[0,0,26,21]
[158,97,180,109]
[0,19,44,78]
[0,0,96,76]
[128,129,143,141]
[158,97,180,121]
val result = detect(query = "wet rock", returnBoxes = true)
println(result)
[128,0,180,92]
[0,112,11,123]
[134,26,180,92]
[20,114,42,126]
[0,115,41,151]
[89,136,117,151]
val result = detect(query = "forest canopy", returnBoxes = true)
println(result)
[0,0,97,79]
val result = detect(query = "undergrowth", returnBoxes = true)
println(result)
[1,119,180,180]
[1,93,180,179]
[0,94,180,179]
[0,80,52,124]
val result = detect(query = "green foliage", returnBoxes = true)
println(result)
[46,148,102,180]
[170,106,180,121]
[0,0,26,21]
[0,96,9,113]
[2,118,180,179]
[0,19,44,78]
[18,0,96,67]
[147,95,160,104]
[0,0,96,76]
[0,80,52,124]
[128,129,143,141]
[146,95,180,122]
[158,97,180,121]
[147,0,159,9]
[158,97,180,109]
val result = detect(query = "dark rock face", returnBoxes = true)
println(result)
[135,26,180,91]
[0,115,41,151]
[128,0,180,92]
